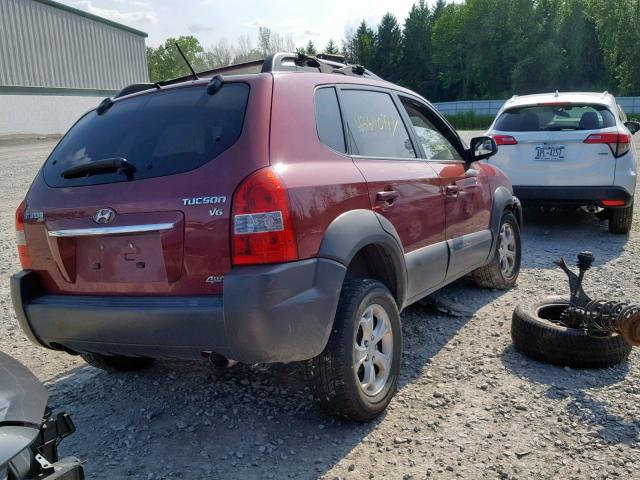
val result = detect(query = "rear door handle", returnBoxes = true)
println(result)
[445,185,459,196]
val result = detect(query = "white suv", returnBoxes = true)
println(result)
[485,92,639,233]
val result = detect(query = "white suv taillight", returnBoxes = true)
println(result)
[584,132,631,158]
[493,135,518,146]
[15,200,32,269]
[231,167,298,265]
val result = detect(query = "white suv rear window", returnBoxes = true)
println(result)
[495,104,616,132]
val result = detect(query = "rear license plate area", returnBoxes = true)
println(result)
[534,144,565,161]
[76,233,166,283]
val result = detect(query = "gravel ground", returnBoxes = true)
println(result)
[1,132,639,480]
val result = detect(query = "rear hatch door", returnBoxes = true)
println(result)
[23,79,270,296]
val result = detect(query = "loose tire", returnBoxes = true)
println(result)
[307,279,402,422]
[81,353,155,373]
[608,203,633,234]
[472,211,521,290]
[511,296,631,369]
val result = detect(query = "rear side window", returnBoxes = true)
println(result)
[315,87,346,153]
[494,104,616,132]
[340,90,416,159]
[44,83,250,187]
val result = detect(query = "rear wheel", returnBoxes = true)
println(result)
[307,279,402,422]
[608,203,633,234]
[472,211,521,289]
[81,353,155,373]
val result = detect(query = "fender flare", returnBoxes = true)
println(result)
[318,209,408,308]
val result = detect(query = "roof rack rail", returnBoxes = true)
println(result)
[114,82,160,98]
[260,52,378,79]
[159,59,265,87]
[317,53,346,63]
[114,52,380,99]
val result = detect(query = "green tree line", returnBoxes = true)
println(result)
[146,27,296,82]
[344,0,640,101]
[147,0,640,101]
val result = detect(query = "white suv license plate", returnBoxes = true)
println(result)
[534,145,565,161]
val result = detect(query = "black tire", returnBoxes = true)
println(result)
[81,353,155,373]
[306,279,402,422]
[472,211,521,290]
[608,203,633,234]
[595,209,610,221]
[511,296,631,369]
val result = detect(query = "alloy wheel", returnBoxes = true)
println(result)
[498,222,517,277]
[353,304,394,397]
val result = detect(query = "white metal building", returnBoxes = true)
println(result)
[0,0,149,136]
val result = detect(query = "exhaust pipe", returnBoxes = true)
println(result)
[208,352,238,368]
[581,205,602,214]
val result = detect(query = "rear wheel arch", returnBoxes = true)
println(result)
[345,244,401,307]
[318,209,407,308]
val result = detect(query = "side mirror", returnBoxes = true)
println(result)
[625,121,640,135]
[469,136,498,161]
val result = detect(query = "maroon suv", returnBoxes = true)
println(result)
[12,53,521,421]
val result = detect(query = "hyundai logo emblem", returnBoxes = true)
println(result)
[93,208,115,224]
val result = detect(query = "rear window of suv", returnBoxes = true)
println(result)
[494,104,616,132]
[43,83,249,187]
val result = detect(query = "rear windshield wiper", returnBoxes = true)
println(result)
[61,157,136,180]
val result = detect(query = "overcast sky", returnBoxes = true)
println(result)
[64,0,427,49]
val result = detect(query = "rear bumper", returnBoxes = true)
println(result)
[513,186,633,208]
[10,258,346,364]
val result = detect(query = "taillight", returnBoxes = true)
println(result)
[493,135,518,146]
[231,167,298,265]
[584,132,631,158]
[602,200,626,207]
[15,200,32,269]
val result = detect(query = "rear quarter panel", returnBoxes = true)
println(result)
[269,73,372,259]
